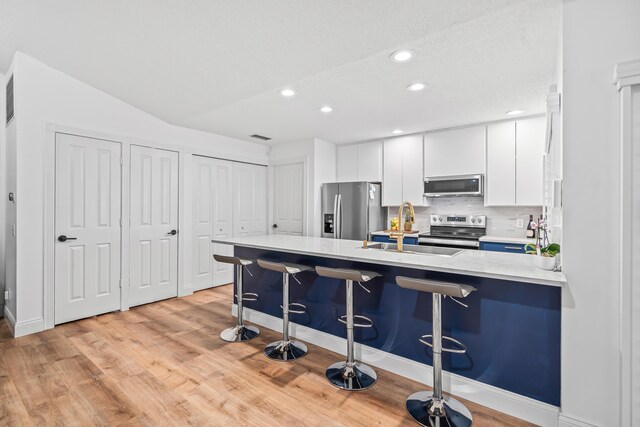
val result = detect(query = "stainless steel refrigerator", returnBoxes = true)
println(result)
[321,182,386,240]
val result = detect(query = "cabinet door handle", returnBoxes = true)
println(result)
[504,246,522,250]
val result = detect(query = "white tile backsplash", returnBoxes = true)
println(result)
[387,197,542,238]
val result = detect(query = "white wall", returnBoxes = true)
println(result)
[561,1,640,426]
[8,52,269,331]
[3,59,17,327]
[0,71,5,316]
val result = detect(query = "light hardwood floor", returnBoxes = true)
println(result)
[0,285,533,426]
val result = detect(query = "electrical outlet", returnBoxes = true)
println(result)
[11,224,15,237]
[516,219,524,229]
[4,290,9,301]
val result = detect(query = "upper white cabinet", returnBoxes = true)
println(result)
[234,163,268,236]
[337,141,382,182]
[424,126,485,177]
[382,135,427,207]
[515,117,545,206]
[486,122,516,206]
[486,117,545,206]
[336,144,358,182]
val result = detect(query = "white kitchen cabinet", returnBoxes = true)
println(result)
[382,134,427,206]
[516,117,545,206]
[336,145,358,182]
[424,126,485,177]
[233,163,267,236]
[357,141,383,182]
[486,117,544,206]
[337,141,382,182]
[486,122,516,206]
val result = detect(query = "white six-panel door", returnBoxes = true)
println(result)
[192,155,233,291]
[129,146,179,306]
[55,133,122,324]
[272,163,304,235]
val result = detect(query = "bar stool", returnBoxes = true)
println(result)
[257,259,311,361]
[396,276,476,427]
[214,254,260,342]
[315,266,380,391]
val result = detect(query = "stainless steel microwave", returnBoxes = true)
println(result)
[424,174,484,197]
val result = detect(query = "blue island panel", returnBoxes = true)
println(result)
[234,246,561,406]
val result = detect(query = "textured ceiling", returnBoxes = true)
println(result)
[0,0,560,144]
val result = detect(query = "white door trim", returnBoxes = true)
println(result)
[268,155,309,236]
[614,58,640,427]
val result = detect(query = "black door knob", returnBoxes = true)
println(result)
[272,224,278,229]
[58,235,77,242]
[167,229,178,235]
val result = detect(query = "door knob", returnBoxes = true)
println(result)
[167,229,178,235]
[57,235,77,242]
[272,224,278,229]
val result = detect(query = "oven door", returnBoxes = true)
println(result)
[424,175,483,197]
[418,237,480,250]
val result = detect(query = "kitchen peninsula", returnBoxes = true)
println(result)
[212,234,564,409]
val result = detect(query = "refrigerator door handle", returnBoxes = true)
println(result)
[333,194,339,239]
[337,194,342,239]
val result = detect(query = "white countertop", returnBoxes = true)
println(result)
[479,235,537,245]
[212,235,565,287]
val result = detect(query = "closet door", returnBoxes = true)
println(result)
[192,156,215,291]
[129,146,179,307]
[251,165,268,235]
[233,163,252,236]
[211,160,234,285]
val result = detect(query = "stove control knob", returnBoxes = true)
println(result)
[471,218,476,223]
[477,218,483,223]
[438,217,443,222]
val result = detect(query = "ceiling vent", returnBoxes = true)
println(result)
[250,134,271,141]
[6,75,14,126]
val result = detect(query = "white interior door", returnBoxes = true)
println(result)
[55,133,122,324]
[192,155,233,291]
[233,164,252,236]
[129,146,179,307]
[251,165,268,235]
[272,163,304,235]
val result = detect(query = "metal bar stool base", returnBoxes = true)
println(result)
[264,340,308,361]
[406,391,473,427]
[220,325,260,343]
[325,361,377,391]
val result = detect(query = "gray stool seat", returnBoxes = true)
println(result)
[215,254,259,343]
[257,259,311,362]
[315,266,379,391]
[257,259,311,275]
[396,276,476,298]
[395,276,475,427]
[315,266,380,282]
[213,254,253,266]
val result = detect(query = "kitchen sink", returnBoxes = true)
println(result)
[364,242,462,256]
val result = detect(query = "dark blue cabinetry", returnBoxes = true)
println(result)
[371,234,419,245]
[479,241,527,254]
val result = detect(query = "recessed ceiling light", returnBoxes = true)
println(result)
[320,106,333,113]
[390,50,415,63]
[506,109,524,116]
[279,88,296,97]
[392,129,404,134]
[407,82,427,92]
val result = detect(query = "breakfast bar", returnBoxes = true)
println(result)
[213,235,565,408]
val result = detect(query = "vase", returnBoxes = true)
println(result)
[534,255,556,270]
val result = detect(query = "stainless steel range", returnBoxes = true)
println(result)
[418,214,486,250]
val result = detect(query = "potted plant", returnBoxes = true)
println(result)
[525,217,560,270]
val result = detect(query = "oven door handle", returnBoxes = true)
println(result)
[418,237,480,248]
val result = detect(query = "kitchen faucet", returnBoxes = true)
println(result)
[389,201,415,252]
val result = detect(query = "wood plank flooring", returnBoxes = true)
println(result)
[0,285,533,426]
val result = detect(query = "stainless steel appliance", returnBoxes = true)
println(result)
[418,214,486,250]
[424,174,483,197]
[321,182,386,240]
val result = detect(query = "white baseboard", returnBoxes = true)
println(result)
[558,414,598,427]
[4,305,16,335]
[233,305,560,427]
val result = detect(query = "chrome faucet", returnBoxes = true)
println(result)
[389,201,415,252]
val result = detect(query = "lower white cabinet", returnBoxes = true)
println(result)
[382,135,427,206]
[486,117,545,206]
[234,163,267,236]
